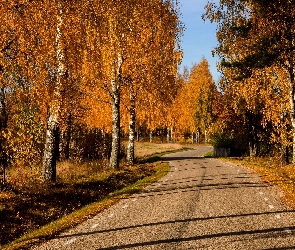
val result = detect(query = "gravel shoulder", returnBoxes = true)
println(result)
[33,146,295,250]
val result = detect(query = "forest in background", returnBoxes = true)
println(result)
[0,0,185,186]
[1,0,295,188]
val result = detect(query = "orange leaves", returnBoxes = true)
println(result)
[203,0,295,158]
[0,0,183,172]
[171,58,217,137]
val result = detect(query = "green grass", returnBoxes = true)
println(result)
[111,162,170,197]
[204,151,213,158]
[137,147,193,164]
[2,161,170,250]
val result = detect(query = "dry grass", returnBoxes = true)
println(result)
[0,142,186,249]
[134,142,184,158]
[0,163,156,247]
[56,160,111,183]
[3,161,170,250]
[2,142,185,188]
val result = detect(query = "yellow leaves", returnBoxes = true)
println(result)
[171,58,217,135]
[2,130,12,140]
[0,0,182,172]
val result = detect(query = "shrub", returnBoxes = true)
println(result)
[210,133,236,148]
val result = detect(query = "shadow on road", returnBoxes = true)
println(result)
[55,210,295,249]
[96,226,295,249]
[133,182,268,199]
[47,151,295,250]
[262,247,295,250]
[161,156,206,161]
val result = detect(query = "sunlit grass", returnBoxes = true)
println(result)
[56,159,112,183]
[2,161,170,250]
[3,143,184,187]
[204,151,213,158]
[1,142,184,250]
[4,164,41,188]
[134,142,184,158]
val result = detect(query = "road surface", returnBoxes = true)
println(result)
[33,146,295,249]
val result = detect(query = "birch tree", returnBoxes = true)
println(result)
[42,0,65,182]
[42,0,87,181]
[193,59,218,141]
[123,0,182,164]
[92,0,182,167]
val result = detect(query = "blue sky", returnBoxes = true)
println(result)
[178,0,220,82]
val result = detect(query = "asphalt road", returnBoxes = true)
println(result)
[34,146,295,249]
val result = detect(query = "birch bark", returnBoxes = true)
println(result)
[127,86,136,165]
[109,53,123,169]
[149,131,153,142]
[42,1,64,182]
[288,66,295,163]
[196,128,200,144]
[167,128,170,143]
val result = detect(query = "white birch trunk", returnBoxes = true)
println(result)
[109,53,123,169]
[149,131,153,142]
[289,67,295,163]
[42,1,64,182]
[127,86,136,165]
[196,128,200,144]
[42,115,59,182]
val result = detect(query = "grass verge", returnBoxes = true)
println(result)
[204,151,213,158]
[137,147,193,164]
[2,160,170,250]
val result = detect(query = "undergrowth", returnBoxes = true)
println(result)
[0,143,179,250]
